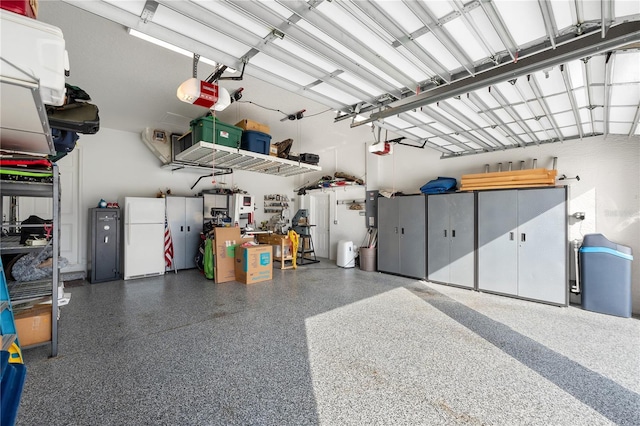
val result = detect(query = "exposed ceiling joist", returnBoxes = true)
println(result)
[488,85,539,145]
[437,100,506,148]
[558,65,584,139]
[538,0,558,49]
[528,74,566,141]
[466,92,526,147]
[603,52,615,137]
[354,21,640,127]
[581,58,598,134]
[49,0,639,159]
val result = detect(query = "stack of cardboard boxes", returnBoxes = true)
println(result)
[213,227,273,284]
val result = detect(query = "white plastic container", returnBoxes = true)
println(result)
[1,9,68,106]
[337,240,356,268]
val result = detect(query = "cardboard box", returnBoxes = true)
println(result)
[214,227,242,283]
[235,245,273,284]
[14,305,52,347]
[269,144,278,156]
[234,119,271,135]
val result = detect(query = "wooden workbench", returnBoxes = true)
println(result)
[256,234,294,269]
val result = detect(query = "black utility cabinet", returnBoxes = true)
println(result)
[88,208,121,283]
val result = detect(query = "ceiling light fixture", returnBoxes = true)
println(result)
[127,28,217,66]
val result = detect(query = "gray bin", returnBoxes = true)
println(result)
[579,234,633,318]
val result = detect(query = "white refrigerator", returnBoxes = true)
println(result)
[123,197,166,280]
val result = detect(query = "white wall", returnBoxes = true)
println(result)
[375,135,640,314]
[60,88,380,272]
[69,127,298,270]
[62,125,640,314]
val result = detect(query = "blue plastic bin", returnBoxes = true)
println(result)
[240,130,271,155]
[1,351,27,426]
[579,234,633,318]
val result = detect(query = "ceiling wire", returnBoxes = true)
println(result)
[304,108,333,118]
[237,100,332,119]
[237,100,288,117]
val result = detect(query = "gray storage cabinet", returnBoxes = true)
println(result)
[165,196,204,270]
[427,192,475,288]
[477,187,567,305]
[377,195,426,279]
[89,207,121,283]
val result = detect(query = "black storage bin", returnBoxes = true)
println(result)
[579,233,633,318]
[300,153,319,165]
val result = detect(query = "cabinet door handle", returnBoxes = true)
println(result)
[181,226,184,232]
[509,232,514,241]
[401,228,404,235]
[521,233,526,242]
[104,236,109,244]
[444,229,447,238]
[395,227,398,234]
[187,226,190,232]
[452,230,456,238]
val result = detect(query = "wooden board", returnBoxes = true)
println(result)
[460,168,557,191]
[462,178,555,187]
[461,171,556,184]
[461,168,552,180]
[460,182,557,191]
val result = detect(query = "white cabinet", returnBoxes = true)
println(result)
[165,196,203,270]
[427,193,475,288]
[477,187,567,305]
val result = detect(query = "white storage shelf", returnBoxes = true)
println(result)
[173,142,321,177]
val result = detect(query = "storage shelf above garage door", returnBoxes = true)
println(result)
[174,142,321,177]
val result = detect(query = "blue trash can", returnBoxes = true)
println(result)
[579,234,633,318]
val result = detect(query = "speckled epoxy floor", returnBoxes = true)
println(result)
[16,260,640,425]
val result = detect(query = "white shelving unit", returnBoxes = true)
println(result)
[172,142,321,177]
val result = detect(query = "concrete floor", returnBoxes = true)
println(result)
[16,260,640,425]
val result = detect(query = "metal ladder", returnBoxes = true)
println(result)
[1,258,22,361]
[1,257,27,426]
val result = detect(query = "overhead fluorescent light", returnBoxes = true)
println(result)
[127,28,217,66]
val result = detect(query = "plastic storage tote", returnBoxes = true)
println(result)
[240,130,271,155]
[190,116,242,148]
[579,233,633,318]
[0,9,67,105]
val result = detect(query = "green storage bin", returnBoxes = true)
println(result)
[190,116,242,148]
